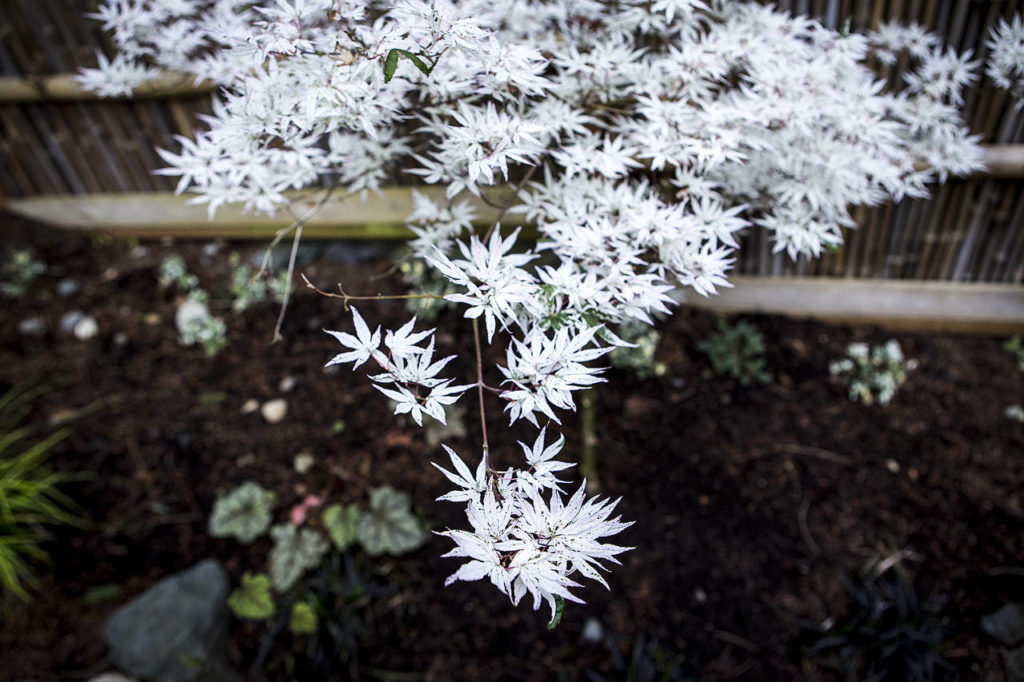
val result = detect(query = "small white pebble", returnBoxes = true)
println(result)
[74,316,99,340]
[261,398,288,423]
[175,299,210,337]
[241,399,260,414]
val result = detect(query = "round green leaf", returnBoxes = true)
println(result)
[323,503,361,552]
[289,601,318,635]
[227,572,275,620]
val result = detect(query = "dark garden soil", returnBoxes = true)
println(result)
[0,213,1021,682]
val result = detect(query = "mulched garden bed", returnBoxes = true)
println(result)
[0,213,1021,681]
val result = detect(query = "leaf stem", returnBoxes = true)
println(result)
[472,318,489,470]
[581,390,599,493]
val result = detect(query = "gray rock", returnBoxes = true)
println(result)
[61,310,86,334]
[104,559,234,682]
[17,316,46,337]
[57,278,81,297]
[1008,645,1024,682]
[983,603,1024,646]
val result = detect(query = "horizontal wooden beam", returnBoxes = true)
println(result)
[979,144,1024,178]
[4,192,1021,333]
[680,276,1024,334]
[0,73,214,102]
[2,188,508,239]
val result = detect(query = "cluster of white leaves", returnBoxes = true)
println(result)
[325,307,471,426]
[75,52,161,97]
[83,0,1020,618]
[80,0,1017,259]
[986,14,1024,106]
[427,228,538,341]
[434,430,631,620]
[499,325,611,425]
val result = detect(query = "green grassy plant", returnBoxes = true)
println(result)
[0,385,82,603]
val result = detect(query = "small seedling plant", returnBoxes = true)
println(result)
[83,0,1023,625]
[161,255,229,357]
[830,340,918,406]
[0,249,46,299]
[1004,335,1024,372]
[698,317,770,385]
[160,252,291,356]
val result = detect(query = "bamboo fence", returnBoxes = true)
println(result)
[1,0,1022,284]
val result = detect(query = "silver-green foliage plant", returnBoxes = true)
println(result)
[609,319,667,380]
[180,314,229,358]
[269,523,329,591]
[159,255,199,292]
[356,486,426,557]
[829,340,918,406]
[161,256,229,357]
[209,482,277,544]
[228,252,288,313]
[0,249,46,298]
[214,482,423,624]
[698,318,770,386]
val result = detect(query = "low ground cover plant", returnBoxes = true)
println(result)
[697,317,770,385]
[210,479,425,627]
[830,340,918,406]
[0,249,46,299]
[81,0,1022,626]
[161,255,230,357]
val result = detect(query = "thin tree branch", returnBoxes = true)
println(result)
[300,273,445,310]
